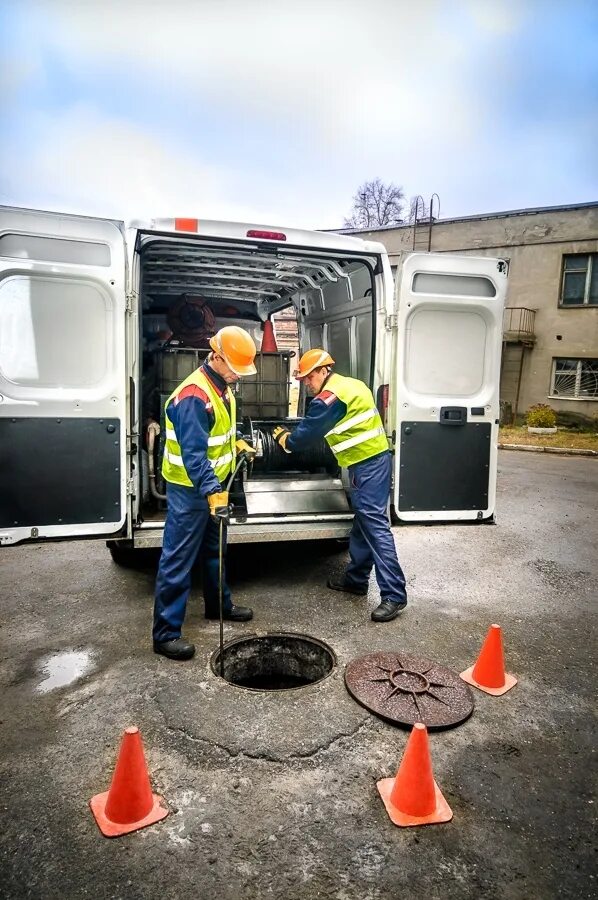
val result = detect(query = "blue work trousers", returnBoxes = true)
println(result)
[344,452,407,605]
[153,482,231,643]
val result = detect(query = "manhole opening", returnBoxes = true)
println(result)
[211,633,336,691]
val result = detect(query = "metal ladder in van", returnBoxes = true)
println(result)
[411,193,440,252]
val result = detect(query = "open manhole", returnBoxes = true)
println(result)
[211,633,336,691]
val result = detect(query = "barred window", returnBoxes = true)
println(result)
[560,254,598,306]
[551,358,598,399]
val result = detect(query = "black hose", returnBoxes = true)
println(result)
[147,422,167,500]
[225,453,249,491]
[254,427,337,474]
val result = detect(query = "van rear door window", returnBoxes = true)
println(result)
[0,275,109,387]
[412,272,496,297]
[0,234,111,266]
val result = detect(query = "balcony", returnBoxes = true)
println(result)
[503,307,536,343]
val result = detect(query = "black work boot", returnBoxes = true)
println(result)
[205,605,253,622]
[326,577,368,597]
[153,637,196,660]
[371,599,407,622]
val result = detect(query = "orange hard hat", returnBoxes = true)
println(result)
[294,348,335,379]
[210,326,257,375]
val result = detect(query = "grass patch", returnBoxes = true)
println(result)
[499,425,598,451]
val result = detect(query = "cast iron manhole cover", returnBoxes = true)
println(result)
[344,651,474,729]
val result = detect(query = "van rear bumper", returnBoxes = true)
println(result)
[132,517,353,548]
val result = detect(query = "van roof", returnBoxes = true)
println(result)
[136,222,385,323]
[132,217,387,256]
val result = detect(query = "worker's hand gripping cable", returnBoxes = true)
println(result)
[235,438,257,460]
[207,491,229,518]
[207,446,254,520]
[272,425,292,453]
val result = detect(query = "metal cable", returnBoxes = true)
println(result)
[254,427,337,473]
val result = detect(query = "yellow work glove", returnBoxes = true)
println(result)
[272,425,292,453]
[207,491,229,516]
[235,439,256,460]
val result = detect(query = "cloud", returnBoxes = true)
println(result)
[465,0,525,34]
[0,105,245,219]
[0,103,351,227]
[1,0,596,225]
[22,0,489,148]
[0,58,42,97]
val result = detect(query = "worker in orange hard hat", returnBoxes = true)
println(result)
[294,348,336,379]
[272,348,407,623]
[153,326,258,660]
[209,325,258,376]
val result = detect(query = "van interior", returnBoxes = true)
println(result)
[135,232,381,528]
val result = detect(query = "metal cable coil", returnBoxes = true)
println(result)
[254,427,337,473]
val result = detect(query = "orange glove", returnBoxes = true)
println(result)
[207,491,229,516]
[272,425,291,453]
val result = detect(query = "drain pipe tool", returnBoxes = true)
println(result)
[215,451,251,678]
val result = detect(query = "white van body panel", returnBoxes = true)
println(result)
[0,206,509,548]
[0,207,128,545]
[392,253,507,521]
[140,217,388,257]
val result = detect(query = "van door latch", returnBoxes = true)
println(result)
[439,406,467,425]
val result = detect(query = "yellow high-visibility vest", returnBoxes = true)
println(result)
[162,368,236,486]
[323,373,388,467]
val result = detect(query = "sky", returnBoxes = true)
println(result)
[1,0,597,229]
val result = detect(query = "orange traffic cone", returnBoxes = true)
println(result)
[460,624,517,695]
[261,318,278,352]
[376,723,453,827]
[89,727,169,837]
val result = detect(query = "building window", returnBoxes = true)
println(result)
[560,254,598,306]
[551,358,598,399]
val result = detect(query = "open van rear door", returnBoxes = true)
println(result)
[392,252,507,522]
[0,207,128,545]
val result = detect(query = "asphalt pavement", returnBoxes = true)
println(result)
[0,451,596,900]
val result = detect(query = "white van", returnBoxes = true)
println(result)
[0,206,508,558]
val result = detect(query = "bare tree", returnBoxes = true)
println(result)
[344,178,405,229]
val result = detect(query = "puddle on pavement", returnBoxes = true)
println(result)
[36,650,94,694]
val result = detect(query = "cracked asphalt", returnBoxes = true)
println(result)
[1,451,596,900]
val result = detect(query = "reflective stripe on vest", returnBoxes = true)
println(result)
[330,425,386,455]
[164,447,234,471]
[162,368,236,487]
[326,408,378,436]
[166,426,234,448]
[164,448,183,467]
[323,373,388,467]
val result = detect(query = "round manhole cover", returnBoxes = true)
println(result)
[211,632,336,692]
[345,651,474,729]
